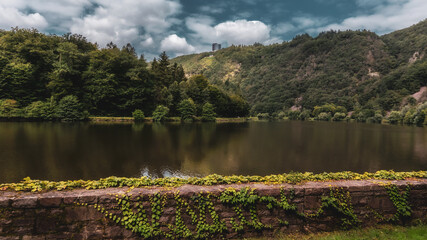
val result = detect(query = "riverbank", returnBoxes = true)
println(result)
[1,177,426,239]
[0,115,425,127]
[89,116,252,123]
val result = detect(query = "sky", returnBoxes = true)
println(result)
[0,0,426,59]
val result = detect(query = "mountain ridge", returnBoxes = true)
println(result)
[172,19,427,114]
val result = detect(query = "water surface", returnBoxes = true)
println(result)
[0,121,426,183]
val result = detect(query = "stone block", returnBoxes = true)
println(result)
[305,186,325,196]
[64,206,103,222]
[63,195,78,205]
[104,226,124,238]
[35,216,58,234]
[77,195,97,204]
[304,196,321,210]
[11,197,38,209]
[39,197,62,208]
[0,198,10,208]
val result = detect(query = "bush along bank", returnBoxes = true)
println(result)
[257,102,427,126]
[1,176,426,239]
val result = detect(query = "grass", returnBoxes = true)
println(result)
[247,225,427,240]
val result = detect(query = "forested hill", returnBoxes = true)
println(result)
[0,29,249,119]
[172,19,427,114]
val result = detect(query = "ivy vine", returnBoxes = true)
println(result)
[71,183,417,239]
[384,184,412,222]
[311,188,360,229]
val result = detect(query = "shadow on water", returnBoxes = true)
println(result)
[0,121,426,183]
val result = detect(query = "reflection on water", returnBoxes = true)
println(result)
[0,121,426,183]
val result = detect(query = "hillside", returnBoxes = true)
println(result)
[172,20,427,114]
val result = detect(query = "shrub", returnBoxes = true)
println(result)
[0,99,19,117]
[372,113,383,124]
[55,95,88,121]
[413,103,427,125]
[287,110,300,120]
[152,105,169,122]
[201,102,216,122]
[387,111,402,124]
[335,106,347,114]
[298,110,311,120]
[332,112,346,121]
[25,101,55,120]
[257,113,271,120]
[355,109,375,122]
[414,109,426,126]
[178,98,196,121]
[277,111,286,120]
[407,97,417,106]
[403,109,416,124]
[312,103,346,117]
[316,112,331,121]
[132,109,145,122]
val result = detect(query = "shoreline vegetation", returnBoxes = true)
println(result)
[89,116,252,123]
[0,28,427,126]
[1,170,425,192]
[0,114,424,126]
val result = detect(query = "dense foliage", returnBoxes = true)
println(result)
[152,105,170,122]
[1,170,425,192]
[132,109,145,122]
[0,28,248,120]
[172,20,427,122]
[201,102,216,122]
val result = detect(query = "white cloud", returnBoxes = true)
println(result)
[141,37,154,48]
[160,34,196,56]
[186,17,274,46]
[215,20,271,45]
[318,0,427,34]
[0,0,184,57]
[0,0,91,31]
[0,5,48,30]
[70,0,182,48]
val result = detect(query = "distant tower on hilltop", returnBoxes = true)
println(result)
[212,43,221,51]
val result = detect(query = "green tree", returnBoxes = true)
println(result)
[55,95,87,121]
[178,98,196,121]
[47,42,88,100]
[316,112,332,121]
[0,61,34,103]
[332,112,346,121]
[25,100,55,119]
[201,102,216,122]
[132,109,145,122]
[287,110,300,120]
[298,110,311,120]
[0,99,19,117]
[152,105,169,122]
[387,111,402,124]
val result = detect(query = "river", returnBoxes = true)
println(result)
[0,121,426,183]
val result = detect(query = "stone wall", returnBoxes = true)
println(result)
[1,179,426,239]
